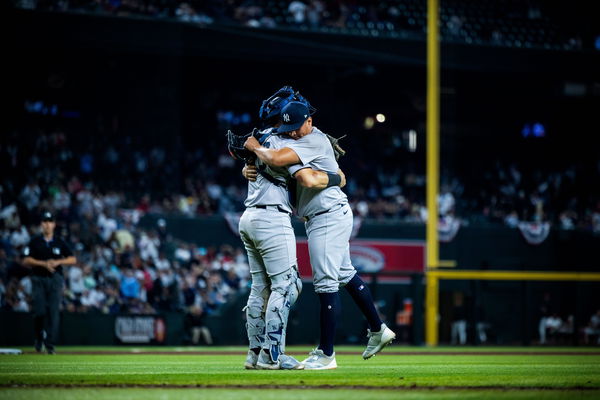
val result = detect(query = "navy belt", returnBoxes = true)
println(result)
[253,205,291,215]
[303,204,345,221]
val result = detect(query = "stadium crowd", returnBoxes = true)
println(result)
[0,133,251,316]
[2,127,600,228]
[11,0,590,51]
[1,209,249,320]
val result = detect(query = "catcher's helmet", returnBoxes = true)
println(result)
[259,86,316,126]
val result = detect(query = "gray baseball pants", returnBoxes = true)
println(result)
[305,203,357,293]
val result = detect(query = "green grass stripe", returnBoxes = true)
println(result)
[1,352,599,389]
[0,388,599,400]
[12,346,600,354]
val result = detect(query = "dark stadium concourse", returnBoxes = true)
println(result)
[2,2,600,352]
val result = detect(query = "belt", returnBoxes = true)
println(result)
[303,203,345,221]
[252,205,291,215]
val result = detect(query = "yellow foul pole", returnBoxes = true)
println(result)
[425,0,440,346]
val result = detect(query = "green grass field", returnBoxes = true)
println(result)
[1,346,599,399]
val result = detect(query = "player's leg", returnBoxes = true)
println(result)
[258,267,303,370]
[302,212,347,370]
[200,327,213,345]
[31,276,46,353]
[45,273,63,354]
[239,211,270,369]
[458,320,467,344]
[539,317,548,344]
[451,321,458,344]
[244,270,269,368]
[334,205,396,359]
[254,210,303,370]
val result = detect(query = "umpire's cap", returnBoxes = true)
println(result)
[41,211,55,222]
[277,102,311,133]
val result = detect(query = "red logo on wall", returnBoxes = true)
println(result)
[296,239,425,280]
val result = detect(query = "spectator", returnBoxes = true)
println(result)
[583,309,600,345]
[451,293,467,345]
[120,268,140,299]
[288,1,307,24]
[185,305,213,345]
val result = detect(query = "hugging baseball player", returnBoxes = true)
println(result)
[227,87,346,370]
[243,100,396,370]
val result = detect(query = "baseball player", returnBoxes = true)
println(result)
[244,101,396,370]
[230,87,346,370]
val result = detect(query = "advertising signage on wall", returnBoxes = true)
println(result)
[115,315,166,344]
[296,239,426,281]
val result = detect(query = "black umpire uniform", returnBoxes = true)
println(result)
[23,211,75,354]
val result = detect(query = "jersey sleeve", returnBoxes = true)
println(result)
[23,237,40,259]
[283,133,325,166]
[288,163,310,176]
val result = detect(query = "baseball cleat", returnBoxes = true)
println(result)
[244,349,258,369]
[362,323,396,360]
[278,354,305,370]
[256,350,304,370]
[256,349,280,370]
[301,349,337,370]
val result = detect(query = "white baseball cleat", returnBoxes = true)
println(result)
[256,350,304,370]
[244,349,258,369]
[278,354,305,370]
[362,323,396,360]
[301,349,337,370]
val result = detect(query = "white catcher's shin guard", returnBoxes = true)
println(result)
[265,267,302,361]
[244,279,270,349]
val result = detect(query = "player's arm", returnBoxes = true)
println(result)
[23,257,57,273]
[48,256,77,268]
[294,168,346,189]
[244,137,300,168]
[23,256,49,268]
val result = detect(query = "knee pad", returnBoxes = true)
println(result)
[271,266,301,307]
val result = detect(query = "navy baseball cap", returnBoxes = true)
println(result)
[277,101,311,133]
[41,211,55,222]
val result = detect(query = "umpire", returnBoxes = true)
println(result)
[23,211,76,354]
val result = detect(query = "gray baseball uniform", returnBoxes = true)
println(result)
[239,128,301,360]
[284,127,357,293]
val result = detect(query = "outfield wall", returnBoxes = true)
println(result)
[3,277,599,347]
[0,280,420,347]
[140,215,600,271]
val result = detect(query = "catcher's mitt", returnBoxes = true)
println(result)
[227,128,260,164]
[325,133,347,160]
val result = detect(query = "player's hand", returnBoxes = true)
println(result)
[244,136,260,152]
[45,260,57,273]
[242,164,258,181]
[337,168,346,188]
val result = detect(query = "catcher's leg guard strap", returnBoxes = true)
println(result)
[264,267,302,361]
[245,273,270,349]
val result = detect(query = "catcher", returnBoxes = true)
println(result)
[227,86,346,370]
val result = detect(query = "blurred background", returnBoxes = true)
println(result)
[1,0,599,347]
